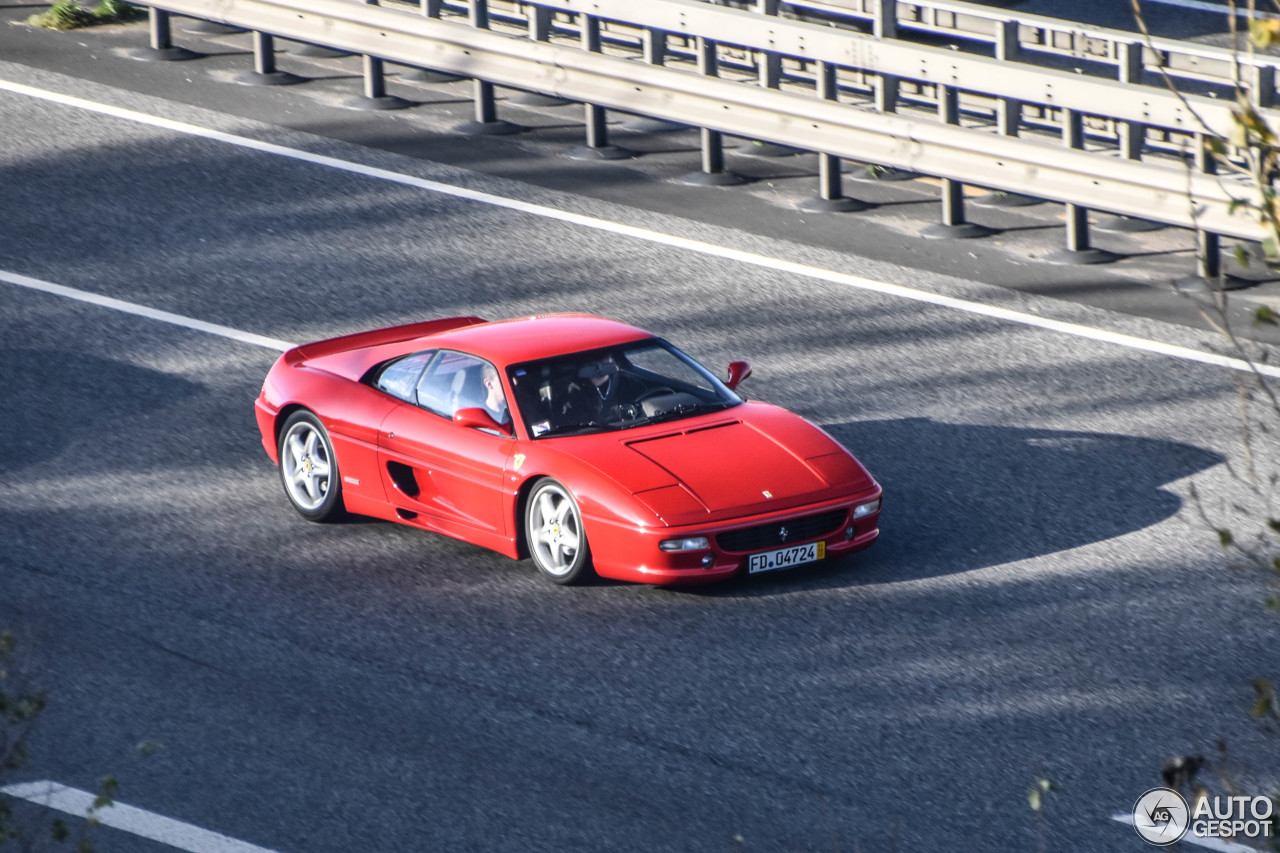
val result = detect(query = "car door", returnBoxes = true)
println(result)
[376,352,515,539]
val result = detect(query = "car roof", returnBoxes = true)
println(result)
[435,313,654,364]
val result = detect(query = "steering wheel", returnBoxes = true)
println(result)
[635,387,675,405]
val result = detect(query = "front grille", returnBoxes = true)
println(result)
[716,509,848,553]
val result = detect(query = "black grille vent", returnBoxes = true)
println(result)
[716,509,847,553]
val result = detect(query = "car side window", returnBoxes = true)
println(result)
[416,352,508,425]
[374,351,435,403]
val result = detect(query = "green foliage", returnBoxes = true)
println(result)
[1028,774,1059,853]
[26,1,94,30]
[89,777,117,814]
[1250,18,1280,50]
[91,0,143,21]
[1123,8,1280,849]
[26,0,144,29]
[1027,776,1059,812]
[1253,679,1278,720]
[0,631,122,852]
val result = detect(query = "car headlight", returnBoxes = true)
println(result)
[853,498,881,519]
[659,536,710,552]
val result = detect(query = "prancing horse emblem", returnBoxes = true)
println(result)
[778,526,789,542]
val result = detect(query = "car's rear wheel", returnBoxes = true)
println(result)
[526,479,592,584]
[278,410,344,522]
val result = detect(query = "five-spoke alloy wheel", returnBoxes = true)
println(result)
[278,410,344,522]
[526,479,592,584]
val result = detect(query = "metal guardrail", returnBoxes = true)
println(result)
[772,0,1276,104]
[137,0,1276,250]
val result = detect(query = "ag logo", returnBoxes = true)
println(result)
[1132,788,1189,846]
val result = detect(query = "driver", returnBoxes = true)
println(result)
[559,353,641,425]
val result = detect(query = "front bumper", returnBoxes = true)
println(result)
[586,492,882,585]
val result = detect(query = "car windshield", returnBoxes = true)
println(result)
[507,339,743,438]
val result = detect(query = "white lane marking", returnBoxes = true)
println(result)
[1,781,281,853]
[1145,0,1278,18]
[0,270,293,351]
[1110,813,1262,852]
[2,78,1278,378]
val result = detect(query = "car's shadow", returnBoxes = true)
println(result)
[671,417,1224,596]
[0,349,202,473]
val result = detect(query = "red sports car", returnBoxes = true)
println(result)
[254,314,881,585]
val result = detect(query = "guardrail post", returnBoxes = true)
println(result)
[677,128,749,186]
[233,32,305,85]
[922,85,993,239]
[873,0,897,39]
[798,62,871,212]
[872,1,899,117]
[1177,134,1245,289]
[856,11,911,181]
[994,19,1019,62]
[972,19,1041,208]
[566,15,633,160]
[875,75,899,114]
[458,80,523,134]
[1116,42,1149,164]
[756,0,781,90]
[643,29,667,65]
[738,0,802,158]
[344,0,410,110]
[622,26,686,132]
[455,0,523,134]
[679,37,746,185]
[1195,136,1221,280]
[1253,64,1276,109]
[1094,42,1162,233]
[128,8,200,61]
[973,98,1040,207]
[401,0,462,82]
[150,6,171,46]
[510,6,573,106]
[1119,39,1144,83]
[1047,109,1118,264]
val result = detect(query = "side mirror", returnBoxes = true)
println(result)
[454,407,512,435]
[725,361,752,391]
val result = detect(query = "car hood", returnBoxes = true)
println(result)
[571,405,875,523]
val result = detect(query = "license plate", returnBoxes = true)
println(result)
[748,541,825,574]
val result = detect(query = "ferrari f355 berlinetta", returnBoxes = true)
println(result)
[255,313,881,585]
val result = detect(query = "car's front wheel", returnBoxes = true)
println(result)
[526,479,592,584]
[278,410,344,522]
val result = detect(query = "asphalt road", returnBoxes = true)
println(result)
[2,4,1279,853]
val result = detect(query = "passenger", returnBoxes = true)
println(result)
[480,363,511,427]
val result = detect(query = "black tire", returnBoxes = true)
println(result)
[277,410,344,522]
[525,479,593,584]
